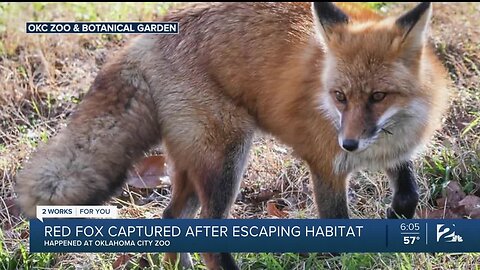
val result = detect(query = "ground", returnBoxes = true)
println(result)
[0,2,479,269]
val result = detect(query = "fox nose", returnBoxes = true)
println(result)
[342,139,359,152]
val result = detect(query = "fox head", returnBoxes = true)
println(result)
[313,2,433,153]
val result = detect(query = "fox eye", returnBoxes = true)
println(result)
[334,91,347,103]
[371,92,386,102]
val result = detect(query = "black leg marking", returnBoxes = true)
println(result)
[200,138,252,270]
[163,194,200,219]
[219,253,239,270]
[202,139,252,219]
[386,161,419,219]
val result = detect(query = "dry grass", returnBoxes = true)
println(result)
[0,2,479,269]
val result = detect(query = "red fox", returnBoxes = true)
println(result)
[16,2,450,269]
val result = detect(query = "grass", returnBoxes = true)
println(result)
[1,2,480,269]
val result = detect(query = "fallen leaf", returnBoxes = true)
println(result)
[436,197,446,208]
[267,200,289,218]
[459,195,480,215]
[127,155,170,188]
[248,190,280,204]
[20,230,29,239]
[417,208,464,219]
[112,254,131,269]
[138,256,150,268]
[450,205,467,217]
[443,181,466,208]
[469,208,480,219]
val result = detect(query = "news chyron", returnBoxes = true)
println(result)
[26,22,178,34]
[31,205,480,253]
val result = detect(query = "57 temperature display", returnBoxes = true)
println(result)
[400,222,421,245]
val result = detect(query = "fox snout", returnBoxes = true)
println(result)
[337,106,400,153]
[338,126,382,152]
[338,130,379,153]
[338,133,376,153]
[341,139,359,152]
[338,112,380,153]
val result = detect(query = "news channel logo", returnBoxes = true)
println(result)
[436,224,463,243]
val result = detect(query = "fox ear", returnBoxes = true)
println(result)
[395,2,432,50]
[312,2,349,41]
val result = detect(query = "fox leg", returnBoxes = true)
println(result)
[158,94,254,270]
[192,138,252,270]
[386,161,419,219]
[166,139,251,270]
[162,170,200,269]
[310,170,350,219]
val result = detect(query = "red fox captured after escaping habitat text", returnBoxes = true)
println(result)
[16,2,450,269]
